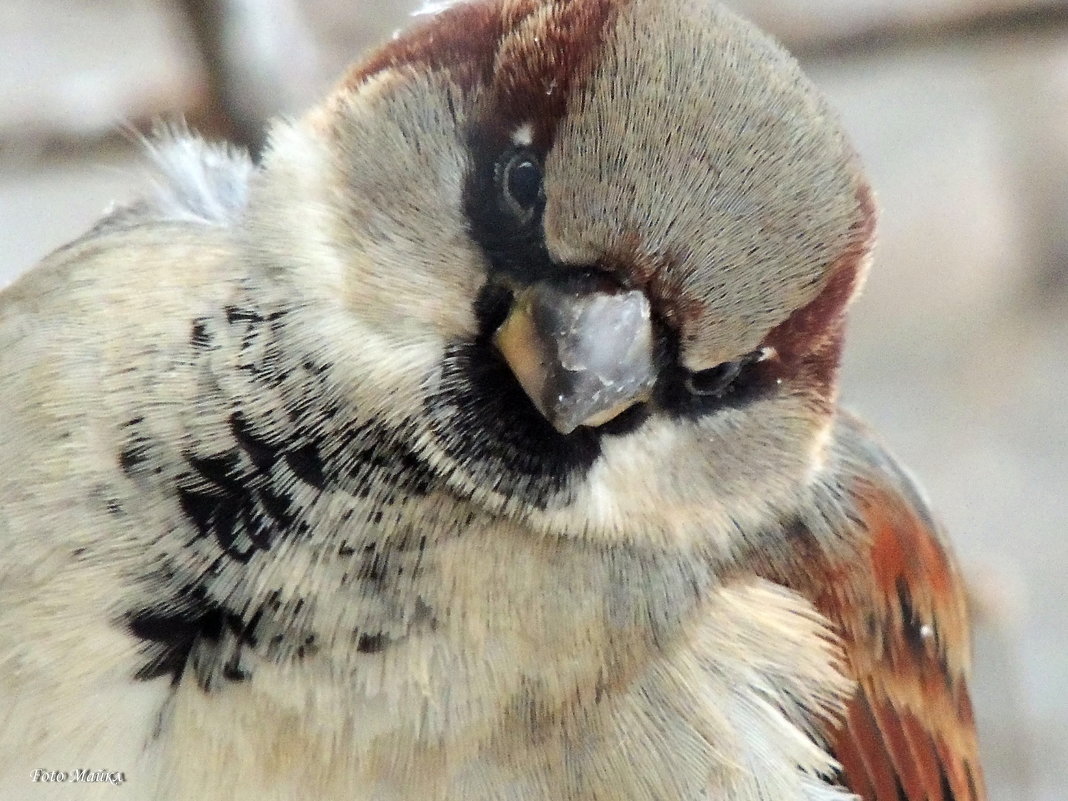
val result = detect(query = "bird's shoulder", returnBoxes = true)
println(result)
[756,412,985,801]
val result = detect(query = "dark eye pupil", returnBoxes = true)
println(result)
[685,349,767,398]
[505,158,542,211]
[688,361,743,397]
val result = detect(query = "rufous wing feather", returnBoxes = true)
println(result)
[767,418,986,801]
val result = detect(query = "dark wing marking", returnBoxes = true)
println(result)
[762,415,986,801]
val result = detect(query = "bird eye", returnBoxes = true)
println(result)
[686,361,744,398]
[498,150,544,220]
[685,348,774,399]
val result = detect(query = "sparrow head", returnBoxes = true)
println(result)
[250,0,875,549]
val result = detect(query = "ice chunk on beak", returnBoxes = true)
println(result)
[493,283,656,434]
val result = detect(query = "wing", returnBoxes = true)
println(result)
[767,414,986,801]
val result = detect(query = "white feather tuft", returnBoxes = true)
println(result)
[120,123,256,227]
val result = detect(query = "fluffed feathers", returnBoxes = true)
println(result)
[0,2,984,800]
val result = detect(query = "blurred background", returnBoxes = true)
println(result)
[1,1,1065,798]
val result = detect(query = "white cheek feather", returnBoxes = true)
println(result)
[574,424,676,533]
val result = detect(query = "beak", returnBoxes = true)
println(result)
[492,281,657,434]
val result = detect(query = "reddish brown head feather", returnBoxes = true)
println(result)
[342,0,538,93]
[482,0,621,149]
[762,182,877,396]
[341,0,622,152]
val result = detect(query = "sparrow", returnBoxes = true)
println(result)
[0,1,985,799]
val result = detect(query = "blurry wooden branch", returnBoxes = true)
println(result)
[177,0,319,158]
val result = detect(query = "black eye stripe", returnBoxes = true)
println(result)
[653,339,778,419]
[463,132,554,284]
[685,361,744,398]
[506,160,542,209]
[685,349,769,398]
[498,149,544,218]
